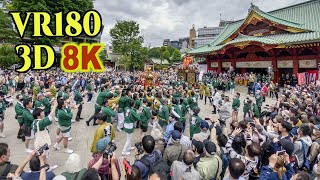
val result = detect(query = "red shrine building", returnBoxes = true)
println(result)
[187,0,320,82]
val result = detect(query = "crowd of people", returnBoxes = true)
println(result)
[0,69,317,180]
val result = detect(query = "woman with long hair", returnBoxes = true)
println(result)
[53,98,78,154]
[259,153,295,180]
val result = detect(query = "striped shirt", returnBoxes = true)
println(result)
[225,136,258,180]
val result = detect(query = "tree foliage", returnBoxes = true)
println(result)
[0,9,17,43]
[148,46,181,64]
[9,0,94,45]
[110,20,146,70]
[0,45,19,68]
[172,49,182,63]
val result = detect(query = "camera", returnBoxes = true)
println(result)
[135,142,144,155]
[37,143,49,155]
[104,141,117,158]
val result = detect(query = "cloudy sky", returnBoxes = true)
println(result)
[94,0,308,47]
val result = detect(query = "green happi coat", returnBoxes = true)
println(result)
[188,96,198,111]
[158,105,169,127]
[229,81,235,89]
[243,99,251,113]
[118,96,128,113]
[95,91,111,111]
[172,104,182,122]
[255,94,263,107]
[74,90,83,105]
[22,108,34,127]
[190,114,202,139]
[134,99,141,110]
[34,100,43,109]
[253,103,260,118]
[139,105,151,127]
[101,106,116,123]
[15,102,24,124]
[178,103,187,123]
[32,117,52,133]
[57,108,73,133]
[1,85,7,95]
[42,97,51,113]
[232,97,240,110]
[123,108,140,134]
[212,79,219,88]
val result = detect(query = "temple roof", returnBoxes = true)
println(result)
[188,0,320,55]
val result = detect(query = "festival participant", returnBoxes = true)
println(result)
[117,91,129,132]
[101,100,116,124]
[87,86,112,126]
[54,98,79,154]
[22,98,35,153]
[74,86,85,122]
[190,107,202,140]
[138,99,151,141]
[0,94,6,138]
[232,93,240,122]
[158,99,169,128]
[15,94,25,141]
[122,100,140,156]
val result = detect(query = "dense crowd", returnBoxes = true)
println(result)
[0,69,317,180]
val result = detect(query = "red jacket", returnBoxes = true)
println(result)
[261,86,268,97]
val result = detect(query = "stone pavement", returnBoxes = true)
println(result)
[4,86,277,176]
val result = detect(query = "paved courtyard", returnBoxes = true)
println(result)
[4,86,277,176]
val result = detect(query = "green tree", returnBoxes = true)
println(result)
[110,20,146,70]
[99,50,107,62]
[0,45,19,68]
[10,0,94,45]
[148,47,161,59]
[172,49,182,63]
[166,46,175,56]
[118,54,130,71]
[161,50,170,61]
[0,9,17,43]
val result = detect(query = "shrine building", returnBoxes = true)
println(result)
[187,0,320,82]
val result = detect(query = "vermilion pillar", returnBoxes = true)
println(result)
[272,58,278,83]
[293,58,299,75]
[218,61,222,73]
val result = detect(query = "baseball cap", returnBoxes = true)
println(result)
[171,130,181,141]
[200,120,209,130]
[96,136,111,152]
[203,140,216,155]
[279,138,294,156]
[192,139,204,151]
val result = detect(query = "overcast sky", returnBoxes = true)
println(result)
[94,0,308,47]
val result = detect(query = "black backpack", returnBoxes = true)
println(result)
[140,151,170,180]
[0,163,13,179]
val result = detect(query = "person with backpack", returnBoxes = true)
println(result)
[196,139,222,180]
[164,130,188,167]
[170,150,200,180]
[0,143,18,179]
[293,123,312,170]
[134,135,169,180]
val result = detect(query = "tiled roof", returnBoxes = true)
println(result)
[149,58,170,65]
[188,0,320,55]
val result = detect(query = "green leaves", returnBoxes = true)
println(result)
[110,20,146,70]
[148,46,181,64]
[0,45,20,68]
[0,9,17,43]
